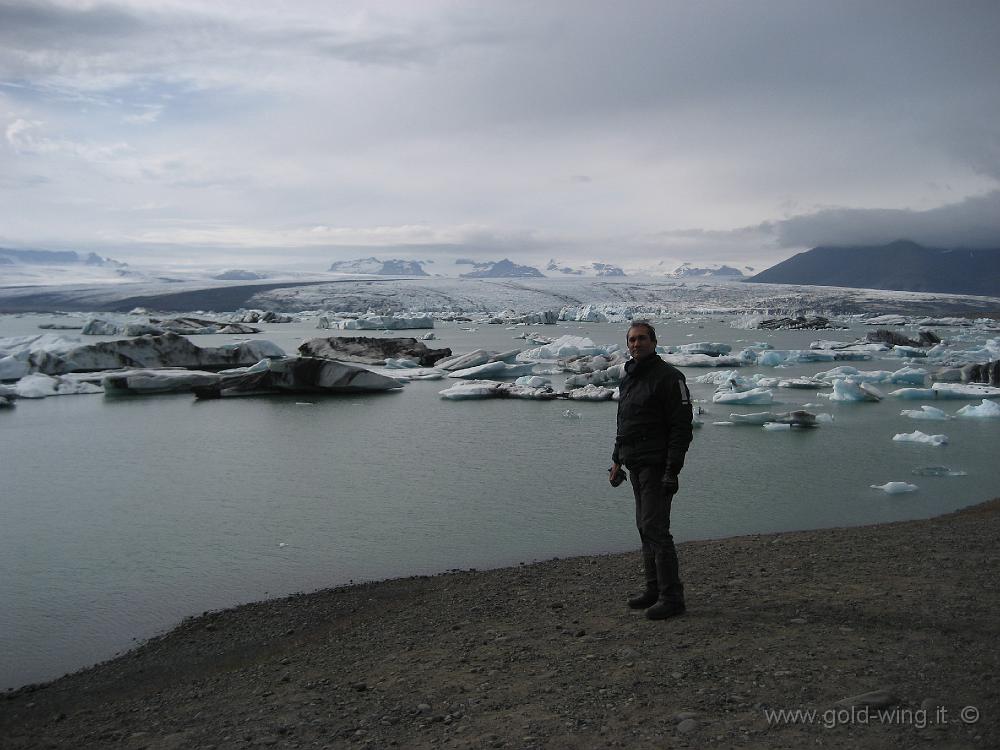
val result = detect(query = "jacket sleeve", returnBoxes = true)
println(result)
[662,373,694,475]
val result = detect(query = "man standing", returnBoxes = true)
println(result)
[610,321,694,619]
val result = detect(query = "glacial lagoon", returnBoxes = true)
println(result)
[2,314,999,689]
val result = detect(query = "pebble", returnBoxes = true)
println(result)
[677,718,699,734]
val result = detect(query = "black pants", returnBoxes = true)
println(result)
[629,463,677,558]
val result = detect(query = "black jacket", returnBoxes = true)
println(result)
[612,353,693,473]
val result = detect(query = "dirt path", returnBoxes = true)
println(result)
[3,500,998,749]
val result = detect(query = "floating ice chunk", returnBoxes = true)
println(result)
[422,332,436,340]
[562,409,581,419]
[712,387,773,405]
[762,422,791,431]
[438,379,557,400]
[955,399,1000,418]
[102,369,221,395]
[382,358,421,369]
[871,482,918,494]
[890,367,928,386]
[912,465,967,477]
[826,379,883,402]
[15,373,103,398]
[693,370,743,385]
[757,350,787,367]
[663,354,744,367]
[890,383,1000,400]
[891,345,926,358]
[434,350,493,370]
[900,405,951,420]
[729,410,817,426]
[0,395,14,409]
[515,375,551,388]
[815,413,835,423]
[893,430,949,446]
[865,314,908,326]
[439,380,503,399]
[448,361,535,379]
[516,335,603,361]
[567,384,616,401]
[675,342,732,356]
[333,314,434,330]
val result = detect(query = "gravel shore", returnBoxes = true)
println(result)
[3,500,998,749]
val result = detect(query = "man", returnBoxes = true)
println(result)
[610,321,694,619]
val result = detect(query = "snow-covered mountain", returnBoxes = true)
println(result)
[545,259,625,277]
[212,269,268,280]
[457,258,544,278]
[664,262,753,278]
[327,257,429,276]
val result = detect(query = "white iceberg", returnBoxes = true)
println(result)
[762,422,792,431]
[438,380,558,400]
[890,383,1000,400]
[674,342,732,356]
[871,482,919,494]
[900,405,951,420]
[892,430,949,446]
[566,384,616,401]
[712,387,773,405]
[15,373,103,398]
[663,354,744,367]
[333,314,434,330]
[826,379,883,402]
[516,335,604,361]
[448,361,536,379]
[955,399,1000,418]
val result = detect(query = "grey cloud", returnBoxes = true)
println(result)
[771,191,1000,249]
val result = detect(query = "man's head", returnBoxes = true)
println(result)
[626,320,657,360]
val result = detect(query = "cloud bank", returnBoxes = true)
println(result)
[1,0,998,272]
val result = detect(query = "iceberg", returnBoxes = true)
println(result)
[674,342,732,356]
[516,335,604,361]
[712,387,773,405]
[871,482,919,494]
[102,369,222,395]
[899,406,951,420]
[447,361,536,379]
[298,336,451,367]
[892,430,949,446]
[566,384,617,401]
[955,399,1000,418]
[762,422,792,431]
[195,357,403,398]
[332,314,434,330]
[889,383,1000,400]
[438,380,558,400]
[826,380,883,402]
[729,410,817,426]
[515,375,551,388]
[663,354,744,367]
[15,373,103,398]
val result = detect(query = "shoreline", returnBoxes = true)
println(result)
[2,500,998,748]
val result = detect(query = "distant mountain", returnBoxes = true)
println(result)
[459,258,544,278]
[212,269,268,280]
[327,257,429,276]
[0,247,127,267]
[545,259,625,276]
[746,240,1000,297]
[667,263,750,279]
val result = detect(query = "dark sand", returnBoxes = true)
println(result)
[3,499,998,749]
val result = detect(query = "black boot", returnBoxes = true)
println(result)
[646,551,686,620]
[627,552,658,609]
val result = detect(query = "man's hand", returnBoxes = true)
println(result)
[661,471,679,495]
[609,463,625,486]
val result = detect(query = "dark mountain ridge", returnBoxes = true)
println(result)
[746,240,1000,297]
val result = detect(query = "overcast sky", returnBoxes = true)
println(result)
[2,0,999,272]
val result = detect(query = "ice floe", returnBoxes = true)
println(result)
[438,380,558,400]
[955,399,1000,418]
[195,357,403,397]
[892,430,949,446]
[899,405,951,420]
[824,380,884,402]
[889,383,1000,400]
[712,387,773,405]
[871,482,919,494]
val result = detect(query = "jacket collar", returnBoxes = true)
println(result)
[625,352,661,376]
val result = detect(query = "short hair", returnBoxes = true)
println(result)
[627,320,657,344]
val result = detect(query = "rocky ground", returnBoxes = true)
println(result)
[3,500,998,749]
